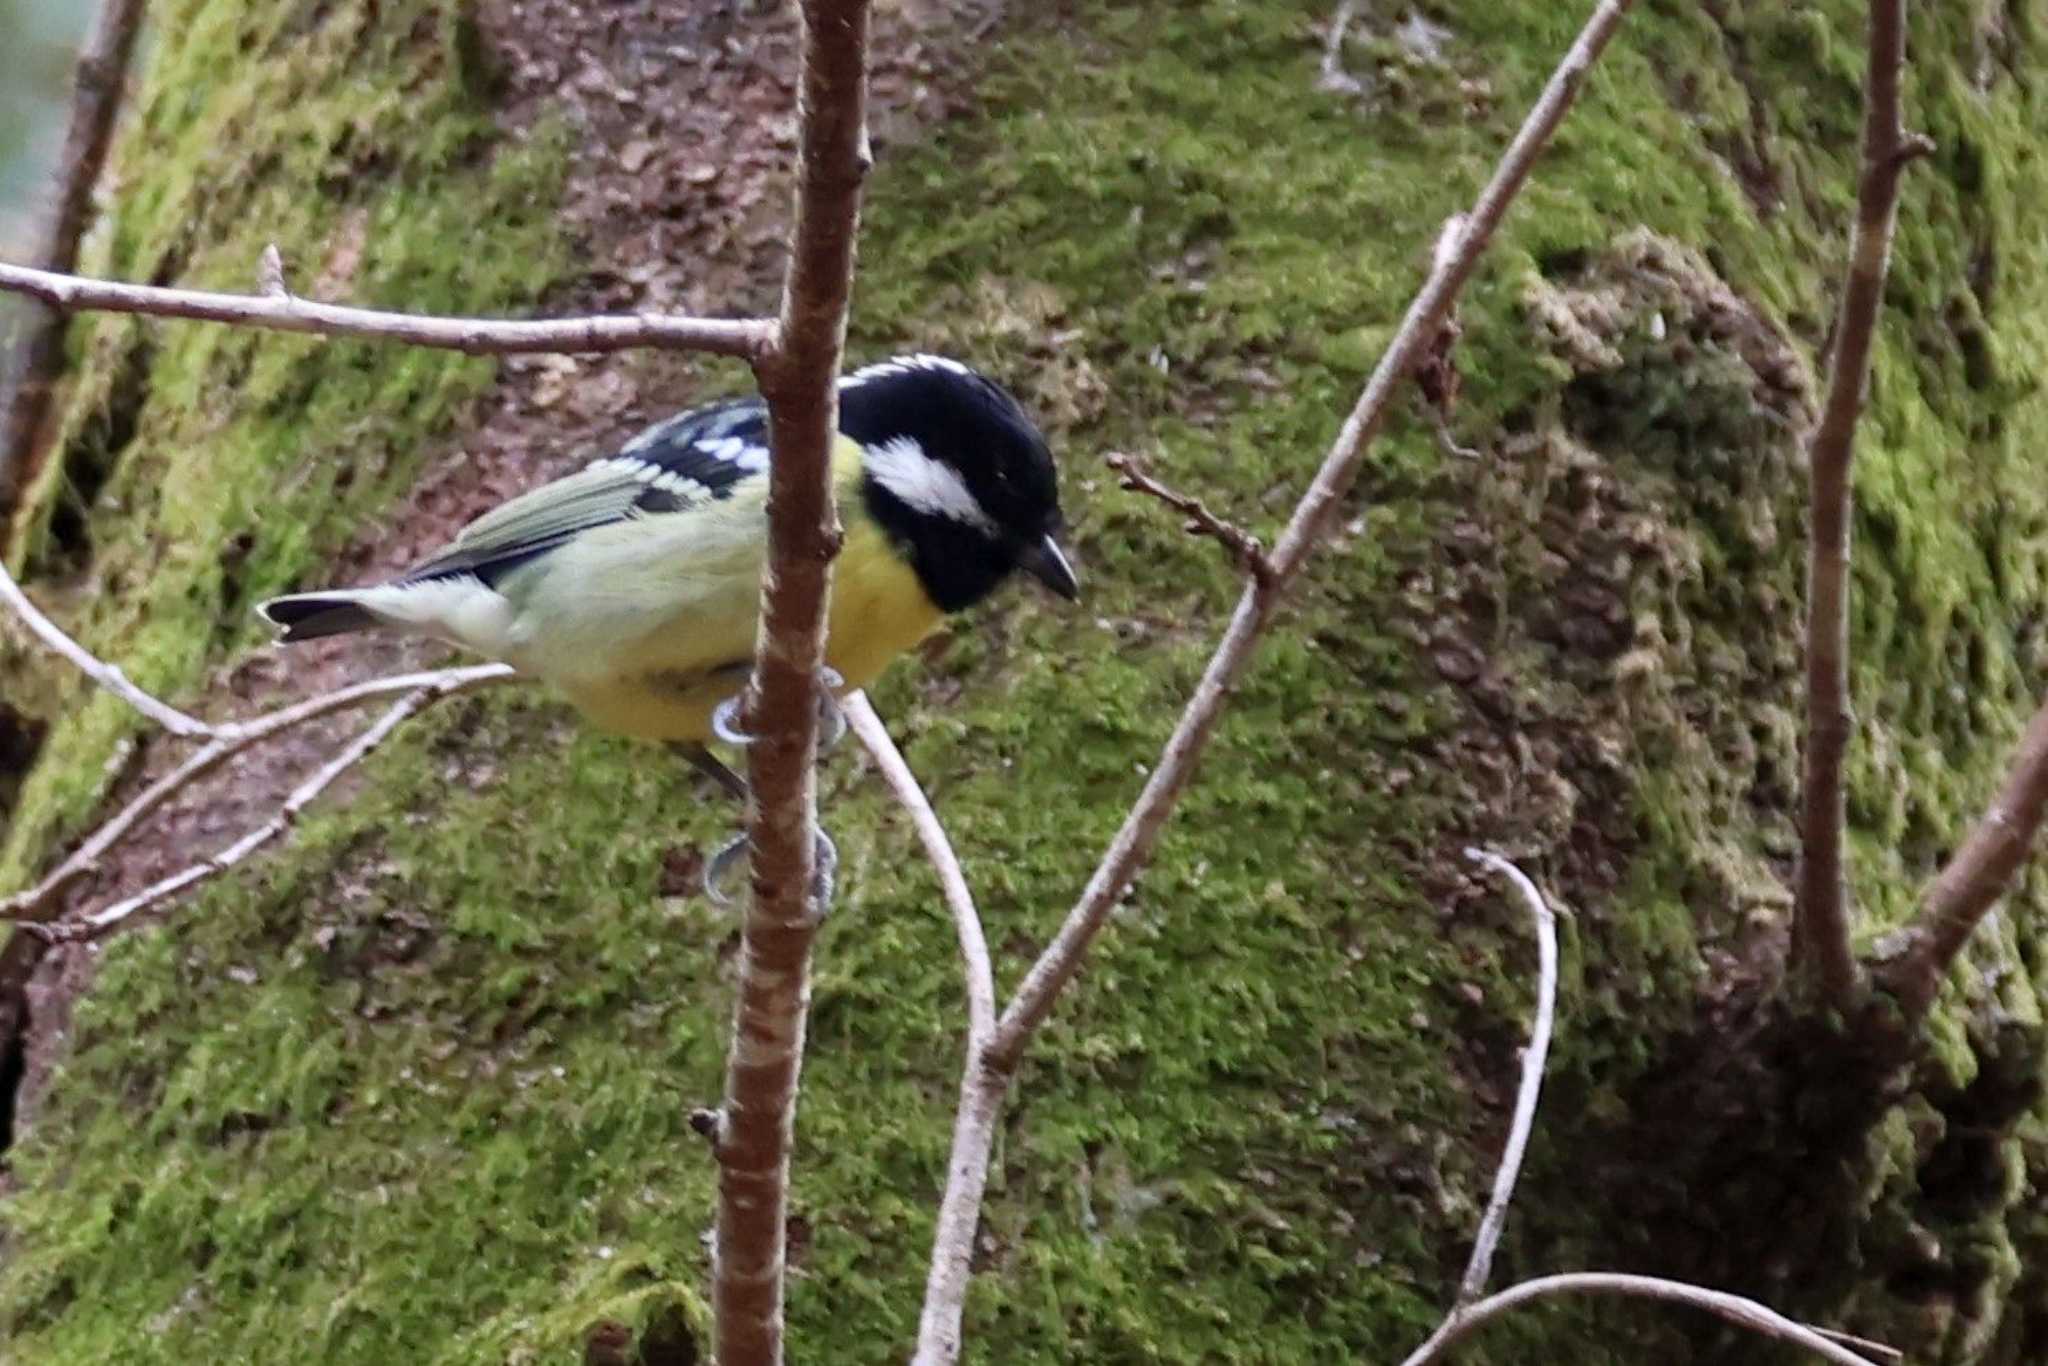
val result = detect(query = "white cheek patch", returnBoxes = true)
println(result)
[866,435,997,533]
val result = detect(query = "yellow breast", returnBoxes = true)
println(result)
[554,515,943,742]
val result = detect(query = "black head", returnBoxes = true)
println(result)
[843,355,1079,613]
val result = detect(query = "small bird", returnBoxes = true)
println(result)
[258,354,1079,802]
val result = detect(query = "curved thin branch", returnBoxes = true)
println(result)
[1,663,512,922]
[1794,0,1932,1006]
[1397,1272,1886,1366]
[840,691,1004,1366]
[842,692,991,1040]
[0,259,776,360]
[1457,848,1559,1305]
[989,0,1638,1070]
[1,559,209,736]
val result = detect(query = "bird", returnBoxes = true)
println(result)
[257,353,1080,814]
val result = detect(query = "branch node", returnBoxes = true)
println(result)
[1105,452,1275,591]
[1893,132,1936,168]
[688,1106,727,1148]
[257,243,290,299]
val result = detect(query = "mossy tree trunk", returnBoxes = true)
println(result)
[5,2,2048,1364]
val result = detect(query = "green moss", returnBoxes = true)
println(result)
[10,0,2048,1362]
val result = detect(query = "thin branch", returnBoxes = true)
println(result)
[989,0,1637,1070]
[1457,848,1559,1305]
[1884,695,2048,1020]
[905,7,1638,1359]
[0,259,776,360]
[0,559,209,737]
[1396,1272,1887,1366]
[842,692,992,1041]
[0,663,511,923]
[1105,452,1275,590]
[709,2,872,1363]
[0,0,149,529]
[1794,0,1928,1007]
[910,1064,1007,1366]
[34,687,449,943]
[841,691,1006,1366]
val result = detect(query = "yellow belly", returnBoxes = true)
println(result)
[556,517,943,741]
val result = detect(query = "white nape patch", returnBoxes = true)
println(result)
[841,353,974,390]
[865,435,996,533]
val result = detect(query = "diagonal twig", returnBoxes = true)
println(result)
[1106,452,1275,590]
[33,685,457,944]
[0,663,512,923]
[990,0,1636,1067]
[1884,695,2048,1020]
[1457,848,1559,1305]
[1793,0,1933,1007]
[910,3,1639,1359]
[0,558,210,737]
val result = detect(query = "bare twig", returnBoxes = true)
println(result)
[1884,696,2048,1019]
[709,2,872,1362]
[257,243,289,299]
[0,663,512,923]
[990,0,1636,1069]
[0,259,776,361]
[0,559,209,737]
[1457,848,1559,1305]
[1396,1272,1887,1366]
[34,687,449,943]
[842,692,992,1041]
[1794,0,1929,1007]
[842,692,1006,1366]
[1105,452,1275,590]
[911,5,1638,1357]
[0,0,149,529]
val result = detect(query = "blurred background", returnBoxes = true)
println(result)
[1,0,95,331]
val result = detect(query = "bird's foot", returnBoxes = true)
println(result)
[703,826,838,919]
[709,666,847,750]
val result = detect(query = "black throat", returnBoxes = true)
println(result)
[859,476,1014,613]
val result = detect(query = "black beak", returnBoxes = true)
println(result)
[1018,533,1080,601]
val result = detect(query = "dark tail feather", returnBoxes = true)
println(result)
[258,593,380,642]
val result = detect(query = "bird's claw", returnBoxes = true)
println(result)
[702,827,838,919]
[708,667,847,749]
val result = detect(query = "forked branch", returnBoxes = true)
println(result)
[908,2,1638,1359]
[34,681,477,943]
